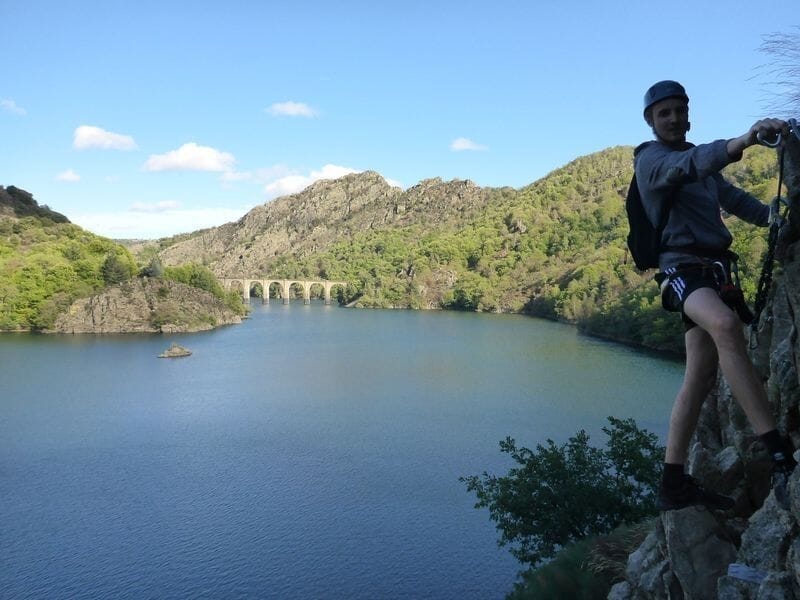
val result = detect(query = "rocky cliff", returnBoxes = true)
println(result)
[52,277,243,334]
[157,171,504,276]
[610,134,800,598]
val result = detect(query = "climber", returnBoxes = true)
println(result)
[635,80,796,511]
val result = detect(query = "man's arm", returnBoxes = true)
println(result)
[726,118,787,160]
[716,176,770,226]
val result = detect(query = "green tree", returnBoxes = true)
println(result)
[461,417,663,567]
[101,253,133,285]
[163,263,223,295]
[162,263,247,316]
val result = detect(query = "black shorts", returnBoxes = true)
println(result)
[658,262,753,331]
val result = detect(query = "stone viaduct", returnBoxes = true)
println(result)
[221,277,347,305]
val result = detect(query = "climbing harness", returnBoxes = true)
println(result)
[749,119,798,348]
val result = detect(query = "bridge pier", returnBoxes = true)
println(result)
[323,282,334,305]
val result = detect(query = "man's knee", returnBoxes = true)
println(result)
[704,310,743,347]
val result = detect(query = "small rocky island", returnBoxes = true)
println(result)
[159,342,192,358]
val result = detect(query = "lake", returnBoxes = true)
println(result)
[0,304,682,599]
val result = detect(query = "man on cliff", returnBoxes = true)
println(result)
[635,80,796,510]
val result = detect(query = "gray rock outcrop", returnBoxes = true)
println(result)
[156,171,502,278]
[52,278,242,334]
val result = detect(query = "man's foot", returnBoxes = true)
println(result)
[772,452,797,509]
[656,475,735,512]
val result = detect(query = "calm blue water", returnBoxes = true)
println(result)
[0,304,682,599]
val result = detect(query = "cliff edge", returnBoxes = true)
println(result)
[51,278,243,334]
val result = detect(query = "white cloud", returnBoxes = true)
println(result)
[56,169,81,182]
[264,164,360,197]
[144,143,236,172]
[130,200,182,213]
[268,101,318,117]
[1,99,26,116]
[74,125,138,150]
[71,205,250,240]
[450,137,488,151]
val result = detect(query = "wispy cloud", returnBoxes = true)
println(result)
[264,164,360,197]
[222,162,402,197]
[56,169,81,182]
[267,101,318,118]
[129,200,182,213]
[71,204,250,240]
[1,98,26,116]
[450,137,488,152]
[221,165,293,184]
[74,125,138,150]
[144,143,236,172]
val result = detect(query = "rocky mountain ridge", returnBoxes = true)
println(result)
[157,171,507,276]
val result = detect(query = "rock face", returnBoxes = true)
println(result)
[157,171,502,277]
[611,136,800,597]
[51,278,242,334]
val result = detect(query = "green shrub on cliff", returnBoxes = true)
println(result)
[0,202,138,330]
[162,263,247,315]
[461,417,663,567]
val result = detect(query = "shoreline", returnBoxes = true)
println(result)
[1,303,683,360]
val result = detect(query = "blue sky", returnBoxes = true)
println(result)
[2,1,797,239]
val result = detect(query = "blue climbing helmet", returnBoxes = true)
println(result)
[643,80,689,117]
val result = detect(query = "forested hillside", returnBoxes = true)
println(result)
[153,145,780,354]
[0,186,138,330]
[0,186,246,331]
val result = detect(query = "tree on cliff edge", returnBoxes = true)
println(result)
[461,417,663,567]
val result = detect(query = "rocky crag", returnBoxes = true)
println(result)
[156,171,507,276]
[610,134,800,598]
[0,185,69,222]
[52,277,243,334]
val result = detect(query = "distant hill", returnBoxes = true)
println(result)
[0,186,245,331]
[146,145,780,353]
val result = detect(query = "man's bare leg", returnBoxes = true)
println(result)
[683,288,776,434]
[664,326,718,464]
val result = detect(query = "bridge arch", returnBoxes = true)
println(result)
[249,281,264,300]
[221,277,347,305]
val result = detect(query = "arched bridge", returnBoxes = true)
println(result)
[221,277,347,305]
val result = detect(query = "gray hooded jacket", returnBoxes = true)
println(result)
[633,138,769,269]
